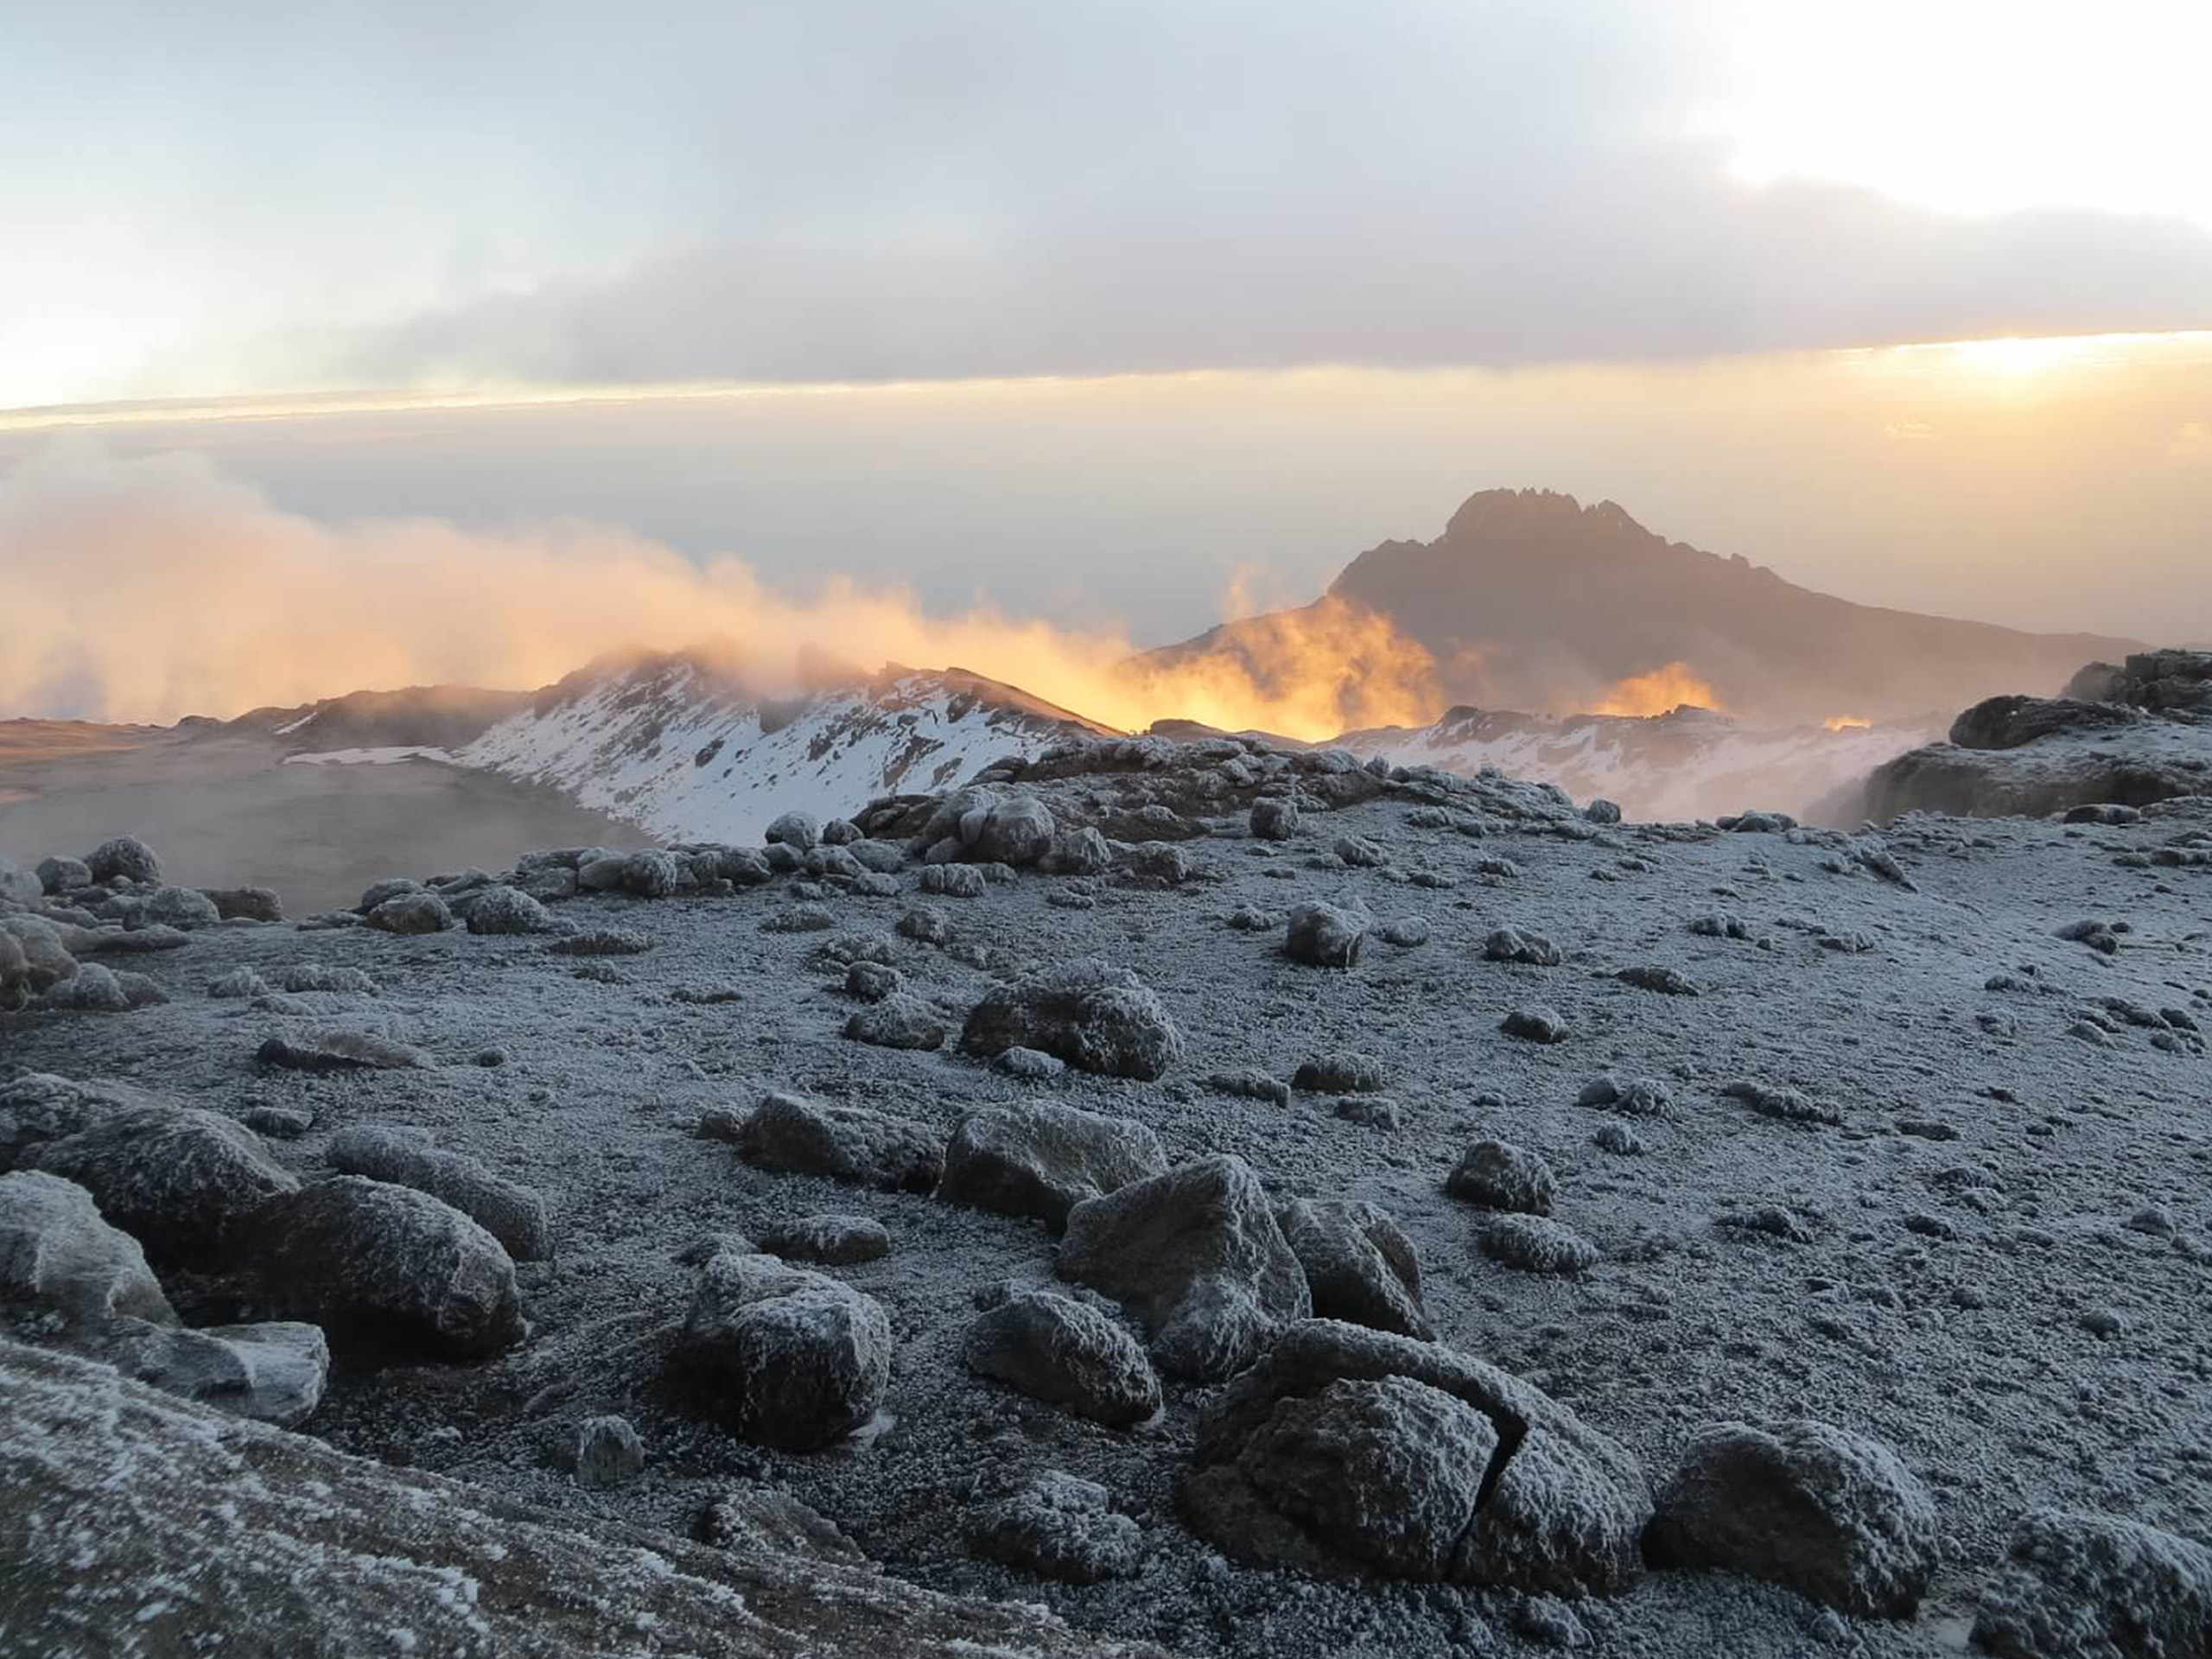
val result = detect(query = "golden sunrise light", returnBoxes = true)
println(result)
[7,7,2212,1655]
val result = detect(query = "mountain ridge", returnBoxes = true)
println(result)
[1147,487,2139,728]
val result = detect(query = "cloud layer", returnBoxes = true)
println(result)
[0,442,1440,737]
[9,2,2210,405]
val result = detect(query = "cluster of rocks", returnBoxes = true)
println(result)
[1,1071,539,1389]
[1863,648,2212,818]
[1,835,238,1012]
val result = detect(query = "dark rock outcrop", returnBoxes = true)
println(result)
[0,1338,1164,1659]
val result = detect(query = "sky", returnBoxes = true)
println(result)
[2,0,2209,719]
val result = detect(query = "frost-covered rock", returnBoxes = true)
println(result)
[1182,1319,1650,1597]
[962,1288,1161,1427]
[143,886,222,930]
[766,810,823,850]
[1447,1140,1555,1215]
[1479,1214,1597,1275]
[734,1092,943,1192]
[39,962,167,1012]
[622,848,684,897]
[574,1414,646,1489]
[959,959,1184,1080]
[969,1470,1142,1583]
[1284,902,1364,969]
[465,884,556,934]
[757,1212,890,1266]
[938,1103,1168,1231]
[0,1339,1145,1659]
[202,885,283,922]
[1970,1509,2212,1659]
[1484,925,1563,966]
[1275,1198,1431,1339]
[34,855,91,894]
[85,836,162,886]
[1230,1375,1497,1580]
[365,890,454,934]
[0,1168,174,1328]
[1645,1419,1942,1618]
[91,1316,328,1428]
[672,1248,891,1450]
[842,993,946,1051]
[257,1025,434,1070]
[1,915,79,1001]
[1058,1156,1310,1382]
[0,1169,327,1426]
[250,1177,524,1359]
[22,1103,297,1267]
[328,1125,552,1262]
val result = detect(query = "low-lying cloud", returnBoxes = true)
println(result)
[0,442,1442,739]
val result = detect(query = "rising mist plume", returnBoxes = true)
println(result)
[0,442,1446,741]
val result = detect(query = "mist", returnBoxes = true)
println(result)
[0,441,1442,739]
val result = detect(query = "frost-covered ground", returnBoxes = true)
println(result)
[5,741,2209,1657]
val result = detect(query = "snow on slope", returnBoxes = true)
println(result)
[457,650,1117,843]
[1334,703,1937,823]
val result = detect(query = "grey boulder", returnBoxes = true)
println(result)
[959,958,1184,1080]
[733,1092,944,1193]
[22,1104,298,1266]
[672,1249,892,1450]
[1970,1508,2212,1659]
[1058,1155,1310,1382]
[328,1125,553,1262]
[1275,1198,1432,1340]
[1644,1419,1942,1618]
[86,836,162,886]
[250,1177,525,1359]
[1182,1319,1650,1597]
[938,1103,1168,1231]
[962,1288,1161,1427]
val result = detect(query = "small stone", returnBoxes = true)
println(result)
[842,995,946,1051]
[1447,1141,1555,1215]
[1283,903,1365,969]
[757,1213,890,1266]
[575,1414,645,1489]
[1293,1052,1384,1094]
[1501,1007,1569,1044]
[1485,927,1563,966]
[1479,1215,1597,1275]
[995,1046,1065,1080]
[969,1471,1141,1584]
[844,960,901,1002]
[1615,964,1698,995]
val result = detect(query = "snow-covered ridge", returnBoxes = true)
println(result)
[1334,704,1936,823]
[456,650,1118,843]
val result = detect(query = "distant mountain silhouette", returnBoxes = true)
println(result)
[1136,489,2139,727]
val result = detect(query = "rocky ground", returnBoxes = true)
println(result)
[4,733,2210,1657]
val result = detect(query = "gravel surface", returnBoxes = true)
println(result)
[5,752,2209,1658]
